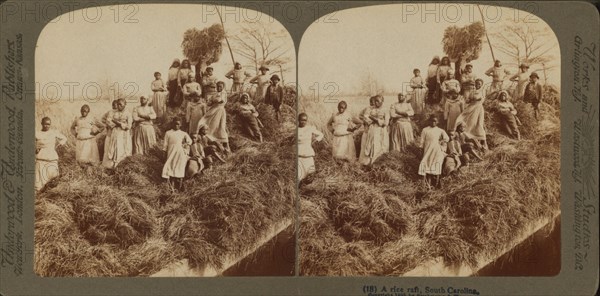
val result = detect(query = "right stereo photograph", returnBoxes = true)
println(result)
[297,3,561,276]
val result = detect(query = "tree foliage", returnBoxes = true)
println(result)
[181,23,225,68]
[442,22,485,80]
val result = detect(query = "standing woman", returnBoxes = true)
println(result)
[35,117,67,191]
[162,118,192,192]
[419,115,449,189]
[225,62,252,94]
[460,64,477,101]
[101,100,119,164]
[151,71,168,119]
[132,96,157,155]
[454,79,487,149]
[436,56,453,104]
[328,101,362,161]
[409,68,427,115]
[298,113,324,182]
[249,65,270,102]
[167,59,181,108]
[389,93,415,152]
[71,104,104,165]
[426,56,441,104]
[359,95,389,166]
[198,81,229,152]
[103,99,133,168]
[177,59,193,107]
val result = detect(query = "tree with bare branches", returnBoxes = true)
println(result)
[230,21,293,82]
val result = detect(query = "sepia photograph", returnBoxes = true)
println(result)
[34,4,296,277]
[298,3,561,276]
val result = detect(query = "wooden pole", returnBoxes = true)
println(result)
[215,5,236,65]
[477,5,496,62]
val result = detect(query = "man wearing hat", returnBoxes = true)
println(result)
[485,59,511,94]
[201,66,218,99]
[249,65,270,101]
[225,62,252,94]
[265,74,285,122]
[523,72,543,119]
[510,63,530,100]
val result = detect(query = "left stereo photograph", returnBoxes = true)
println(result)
[34,3,297,277]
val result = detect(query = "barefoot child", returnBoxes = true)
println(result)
[186,133,206,178]
[162,118,192,192]
[456,122,485,165]
[238,93,263,142]
[35,117,67,191]
[444,131,463,176]
[71,104,104,165]
[197,123,227,165]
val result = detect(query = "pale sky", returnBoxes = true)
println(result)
[299,4,560,97]
[36,4,296,102]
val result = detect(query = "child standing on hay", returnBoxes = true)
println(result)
[185,75,206,136]
[409,68,427,115]
[440,68,461,106]
[328,100,362,161]
[496,90,521,140]
[523,72,543,120]
[419,115,449,189]
[237,93,263,142]
[71,104,104,165]
[35,117,67,191]
[298,113,324,181]
[162,118,192,192]
[151,71,168,119]
[265,74,285,122]
[132,96,157,155]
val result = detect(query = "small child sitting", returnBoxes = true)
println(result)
[197,123,226,166]
[444,131,463,175]
[456,122,484,165]
[186,134,206,178]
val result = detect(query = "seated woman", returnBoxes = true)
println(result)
[328,100,361,161]
[70,104,104,165]
[455,122,484,165]
[298,113,324,181]
[237,93,263,142]
[162,118,192,192]
[496,90,521,140]
[197,123,226,165]
[35,117,67,191]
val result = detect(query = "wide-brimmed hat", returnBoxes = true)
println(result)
[270,74,280,81]
[530,72,539,79]
[206,66,213,70]
[259,65,269,71]
[465,63,473,68]
[519,63,530,69]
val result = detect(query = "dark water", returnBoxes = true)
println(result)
[476,216,561,276]
[222,226,295,276]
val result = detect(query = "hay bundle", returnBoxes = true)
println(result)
[113,147,164,187]
[72,185,156,247]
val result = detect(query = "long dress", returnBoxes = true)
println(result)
[359,107,389,166]
[198,91,228,144]
[298,125,324,181]
[103,110,133,168]
[389,102,415,152]
[510,71,530,100]
[419,126,449,176]
[151,79,167,119]
[132,105,157,155]
[162,129,192,179]
[201,74,218,98]
[454,89,486,141]
[167,67,181,108]
[409,76,427,114]
[238,103,262,141]
[101,109,116,162]
[329,112,360,161]
[427,64,439,104]
[250,74,270,101]
[185,100,206,136]
[460,72,477,101]
[71,116,102,164]
[35,129,67,191]
[444,97,464,132]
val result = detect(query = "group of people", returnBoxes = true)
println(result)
[36,59,287,192]
[299,56,545,189]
